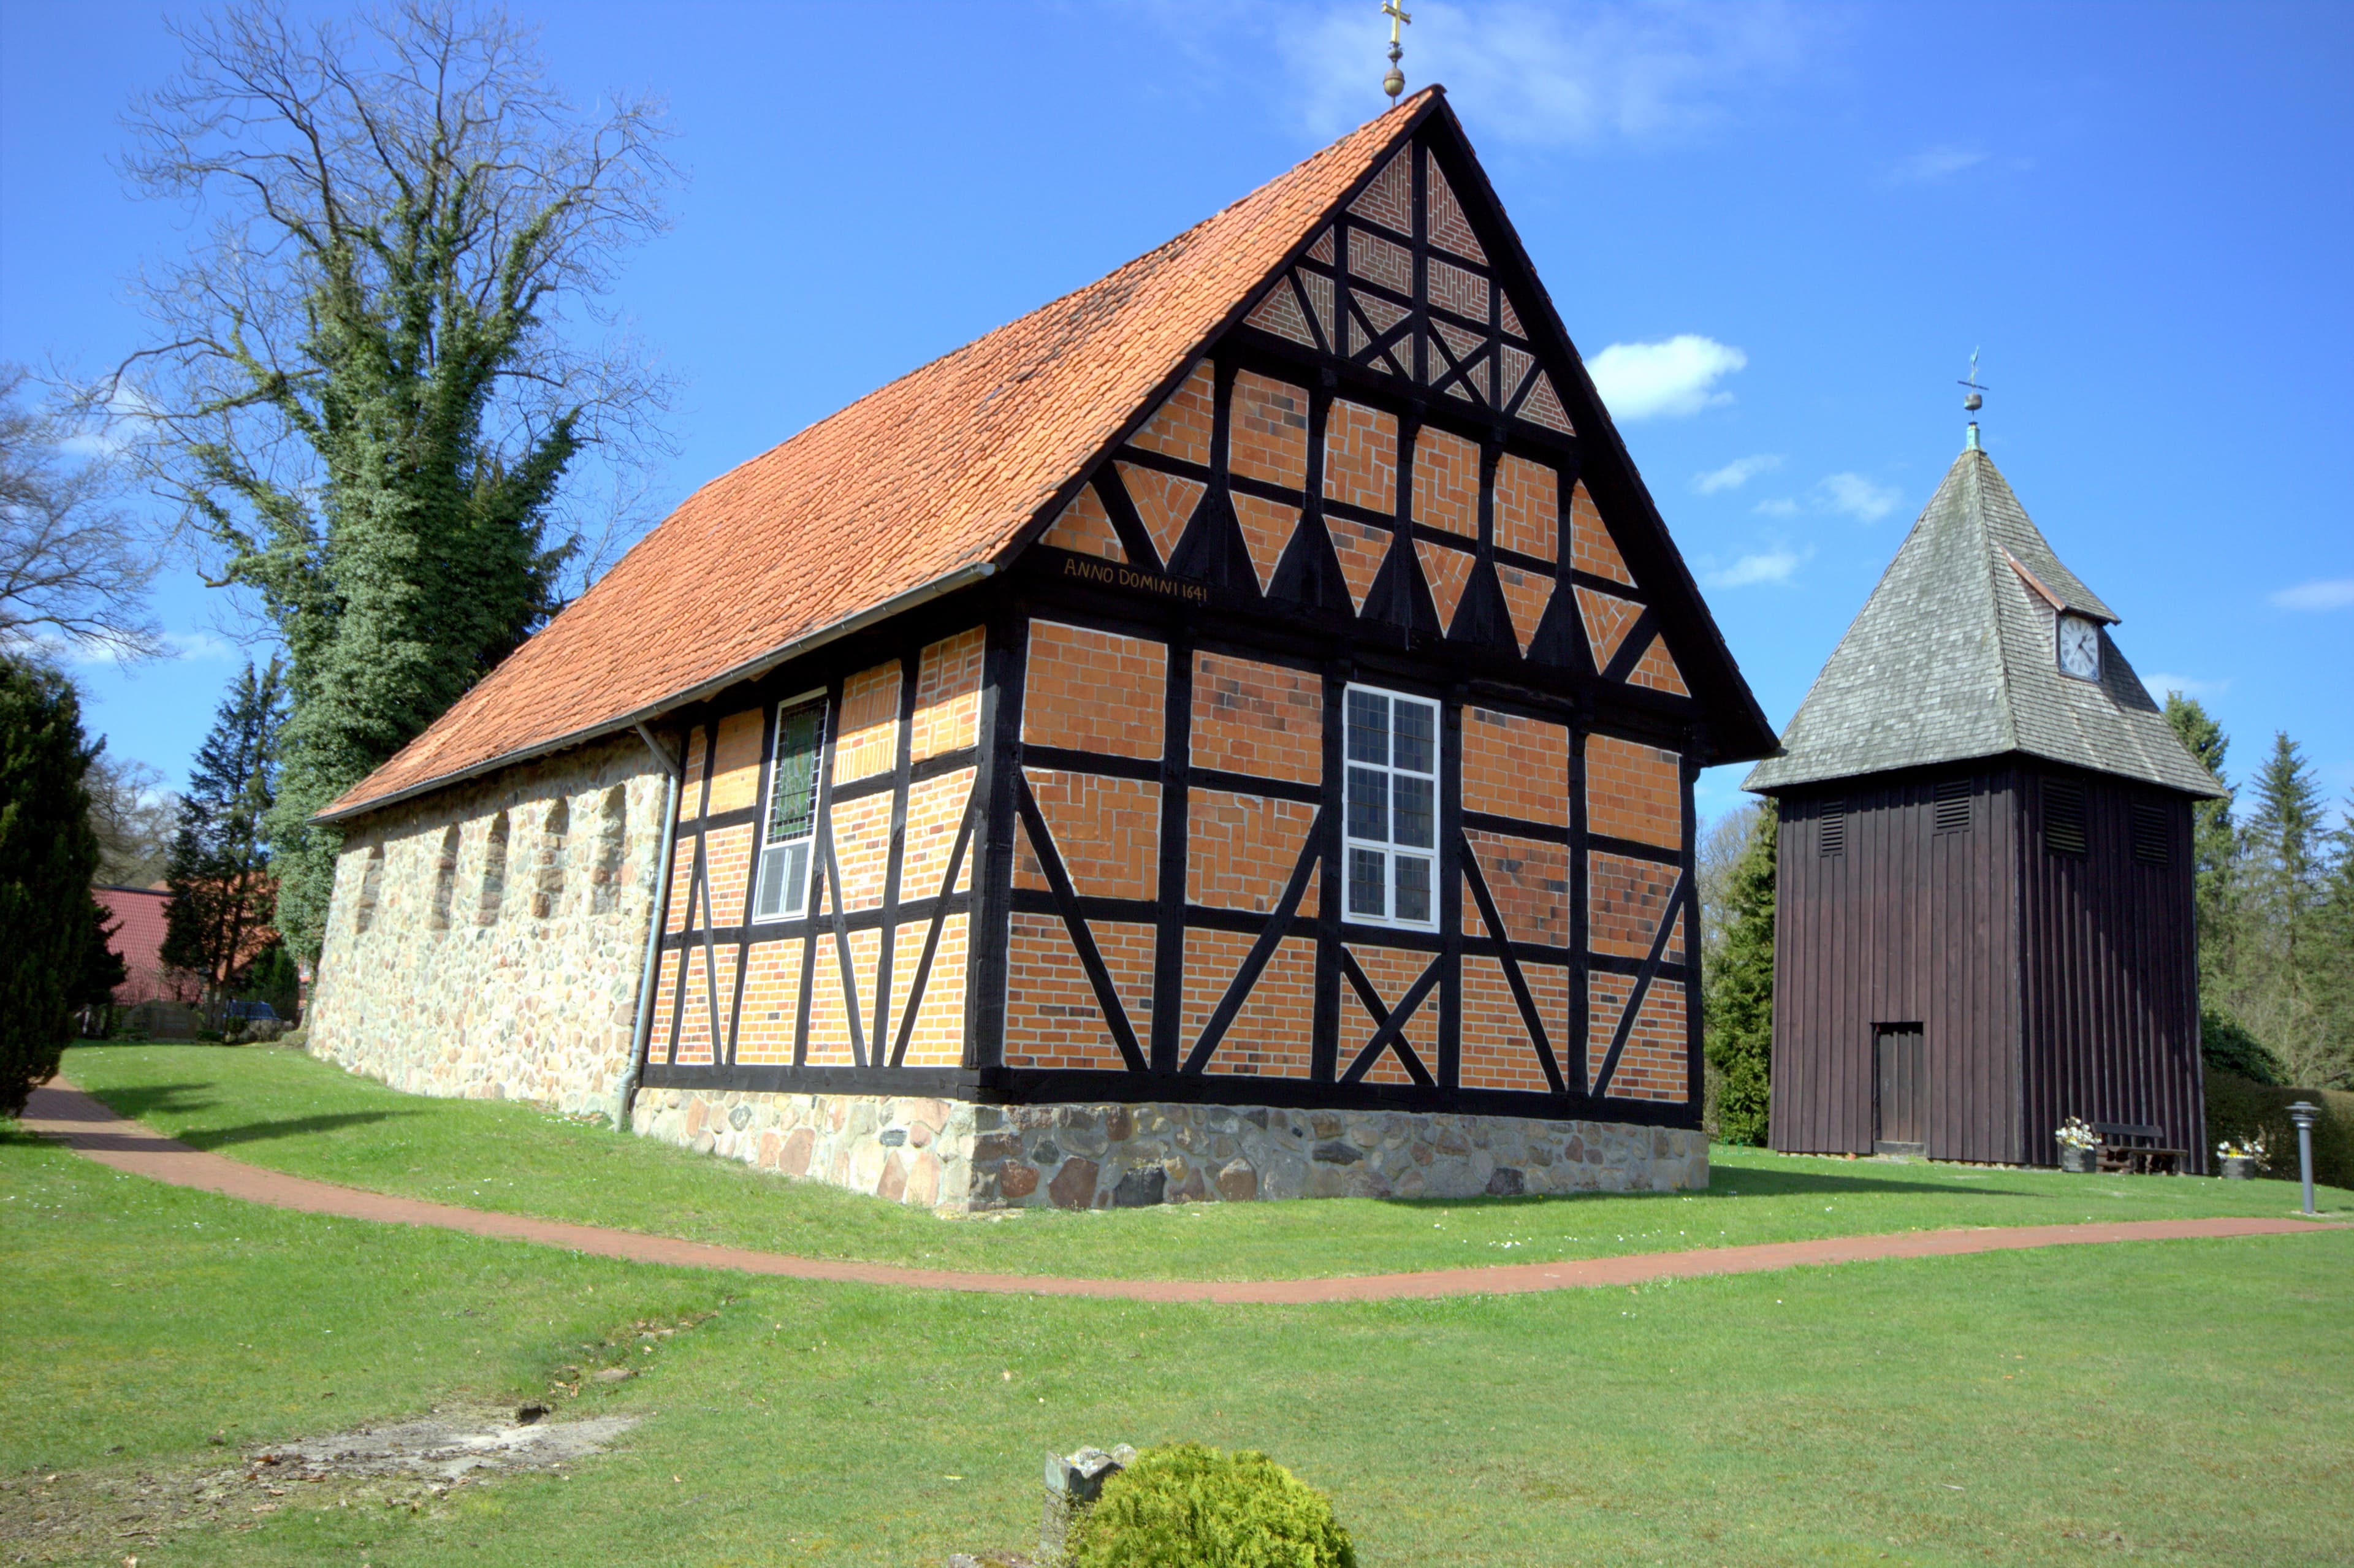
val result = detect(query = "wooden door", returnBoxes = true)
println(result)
[1874,1024,1926,1154]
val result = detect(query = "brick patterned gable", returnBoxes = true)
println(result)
[324,91,1446,821]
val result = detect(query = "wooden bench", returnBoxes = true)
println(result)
[2092,1122,2187,1175]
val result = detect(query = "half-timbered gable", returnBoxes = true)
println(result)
[310,89,1775,1210]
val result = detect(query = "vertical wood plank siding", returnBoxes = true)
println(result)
[2016,774,2206,1171]
[1772,764,2205,1169]
[1769,768,2021,1162]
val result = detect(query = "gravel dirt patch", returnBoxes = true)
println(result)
[0,1406,638,1564]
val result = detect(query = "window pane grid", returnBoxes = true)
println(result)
[753,698,826,921]
[1340,683,1440,931]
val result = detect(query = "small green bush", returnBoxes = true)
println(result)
[2201,1008,2285,1086]
[1069,1444,1355,1568]
[2206,1071,2352,1188]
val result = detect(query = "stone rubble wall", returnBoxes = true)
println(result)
[307,734,669,1119]
[630,1086,1708,1212]
[629,1090,980,1210]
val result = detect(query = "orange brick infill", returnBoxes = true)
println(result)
[26,1081,2336,1305]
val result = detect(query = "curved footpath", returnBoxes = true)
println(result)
[23,1080,2338,1305]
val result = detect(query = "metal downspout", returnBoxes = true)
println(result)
[616,728,684,1131]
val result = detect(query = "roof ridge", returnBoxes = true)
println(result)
[318,89,1439,823]
[1966,452,2025,756]
[576,92,1440,595]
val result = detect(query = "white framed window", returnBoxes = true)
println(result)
[752,694,827,921]
[1344,684,1441,931]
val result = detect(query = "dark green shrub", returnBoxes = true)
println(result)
[0,657,105,1115]
[1703,810,1775,1146]
[243,939,303,1024]
[1069,1444,1354,1568]
[2206,1071,2352,1188]
[2202,1008,2285,1086]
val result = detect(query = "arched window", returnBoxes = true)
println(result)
[428,825,461,932]
[354,845,385,935]
[477,812,509,925]
[533,798,569,918]
[590,785,628,915]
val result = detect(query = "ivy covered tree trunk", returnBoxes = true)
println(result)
[1704,807,1777,1146]
[0,657,105,1114]
[115,7,674,961]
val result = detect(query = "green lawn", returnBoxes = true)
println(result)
[60,1042,2351,1284]
[4,1100,2349,1567]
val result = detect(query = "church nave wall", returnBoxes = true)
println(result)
[307,731,669,1119]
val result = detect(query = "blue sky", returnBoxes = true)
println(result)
[5,1,2348,824]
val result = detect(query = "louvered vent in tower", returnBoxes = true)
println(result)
[2131,801,2169,865]
[1819,797,1846,856]
[2044,778,2087,856]
[1933,777,1971,834]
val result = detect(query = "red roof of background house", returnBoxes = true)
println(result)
[94,885,198,1005]
[319,90,1442,823]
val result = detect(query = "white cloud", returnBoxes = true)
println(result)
[1748,472,1905,522]
[55,382,160,459]
[2140,673,2232,703]
[20,628,236,670]
[1885,145,1989,185]
[1704,545,1813,588]
[2271,579,2354,612]
[1694,454,1783,494]
[1278,1,1811,147]
[1587,335,1746,421]
[1818,472,1902,522]
[166,630,237,661]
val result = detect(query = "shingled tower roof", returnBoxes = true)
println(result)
[1743,445,2224,798]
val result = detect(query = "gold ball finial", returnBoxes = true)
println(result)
[1381,1,1412,101]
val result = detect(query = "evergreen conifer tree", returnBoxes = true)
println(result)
[2163,694,2238,984]
[73,905,129,1029]
[0,656,105,1114]
[161,660,288,997]
[1704,807,1777,1145]
[2236,732,2337,1085]
[2314,791,2354,1083]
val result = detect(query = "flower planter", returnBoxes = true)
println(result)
[2059,1145,2099,1174]
[2221,1155,2258,1181]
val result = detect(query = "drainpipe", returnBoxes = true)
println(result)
[615,725,684,1132]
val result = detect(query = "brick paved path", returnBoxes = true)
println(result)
[22,1080,2336,1304]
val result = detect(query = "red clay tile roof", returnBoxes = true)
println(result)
[95,885,200,1005]
[321,91,1441,823]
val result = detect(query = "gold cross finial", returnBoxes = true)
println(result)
[1382,1,1412,101]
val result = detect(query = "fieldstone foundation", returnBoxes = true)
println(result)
[628,1087,1708,1212]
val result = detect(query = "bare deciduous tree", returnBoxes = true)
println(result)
[86,752,180,887]
[1697,797,1766,973]
[99,1,680,958]
[0,368,162,661]
[107,0,679,603]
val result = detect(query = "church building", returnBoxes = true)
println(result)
[305,88,1780,1211]
[1745,427,2223,1170]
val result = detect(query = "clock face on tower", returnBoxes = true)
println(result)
[2057,613,2101,681]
